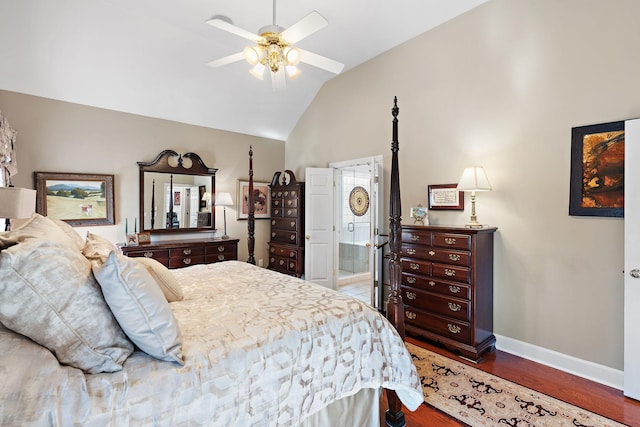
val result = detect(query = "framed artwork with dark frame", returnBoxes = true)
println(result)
[237,179,271,219]
[428,184,464,210]
[34,172,115,226]
[569,120,624,217]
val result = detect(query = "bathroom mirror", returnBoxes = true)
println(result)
[138,150,217,234]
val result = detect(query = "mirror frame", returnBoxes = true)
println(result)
[138,149,217,234]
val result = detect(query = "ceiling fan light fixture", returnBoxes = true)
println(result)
[284,47,301,66]
[286,64,301,79]
[243,46,262,65]
[249,62,266,80]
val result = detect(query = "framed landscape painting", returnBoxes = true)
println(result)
[34,172,115,226]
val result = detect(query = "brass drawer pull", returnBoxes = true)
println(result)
[271,220,276,226]
[290,234,296,240]
[289,251,295,258]
[183,248,191,255]
[270,248,275,253]
[270,257,275,263]
[444,268,456,277]
[289,262,295,268]
[287,210,293,215]
[406,311,417,320]
[274,200,280,206]
[218,246,225,252]
[411,235,420,241]
[217,255,225,261]
[277,192,283,197]
[406,292,416,300]
[448,324,461,334]
[410,263,420,270]
[449,285,461,293]
[291,191,296,197]
[183,258,191,265]
[429,281,435,287]
[284,191,289,196]
[287,200,293,206]
[444,237,456,245]
[144,251,153,258]
[449,254,461,261]
[429,250,435,256]
[407,277,417,284]
[279,260,285,266]
[272,232,276,237]
[407,248,416,255]
[290,221,296,228]
[448,302,461,312]
[274,209,280,215]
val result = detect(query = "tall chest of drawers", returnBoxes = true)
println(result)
[401,225,497,361]
[268,170,304,277]
[121,238,238,269]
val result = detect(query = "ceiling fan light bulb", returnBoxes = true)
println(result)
[249,62,265,80]
[286,65,301,79]
[284,47,301,65]
[243,46,261,65]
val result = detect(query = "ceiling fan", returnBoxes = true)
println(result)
[206,1,344,91]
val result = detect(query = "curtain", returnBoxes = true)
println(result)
[0,110,18,186]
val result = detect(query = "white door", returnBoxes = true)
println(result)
[625,118,640,400]
[304,168,335,289]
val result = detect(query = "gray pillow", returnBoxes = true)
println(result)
[0,213,82,250]
[0,239,133,373]
[92,251,184,364]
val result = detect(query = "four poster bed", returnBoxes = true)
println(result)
[0,98,417,426]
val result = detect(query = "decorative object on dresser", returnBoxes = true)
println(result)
[214,192,233,239]
[268,170,304,277]
[138,150,217,234]
[0,186,36,231]
[121,238,238,269]
[400,225,497,362]
[455,167,492,228]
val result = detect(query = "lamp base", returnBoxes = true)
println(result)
[221,235,229,240]
[465,221,486,229]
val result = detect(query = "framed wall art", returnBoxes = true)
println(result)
[569,120,624,217]
[428,184,464,210]
[34,172,115,226]
[237,179,271,219]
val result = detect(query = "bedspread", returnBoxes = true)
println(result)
[0,261,422,426]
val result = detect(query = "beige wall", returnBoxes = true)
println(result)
[287,0,640,370]
[0,90,285,264]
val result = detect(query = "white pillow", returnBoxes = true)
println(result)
[0,213,82,251]
[92,251,184,364]
[83,231,118,263]
[134,257,184,302]
[0,239,133,373]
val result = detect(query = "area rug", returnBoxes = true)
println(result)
[407,343,628,427]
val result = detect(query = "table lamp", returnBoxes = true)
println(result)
[456,166,492,228]
[214,192,233,239]
[0,186,37,231]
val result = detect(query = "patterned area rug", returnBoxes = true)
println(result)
[407,343,628,427]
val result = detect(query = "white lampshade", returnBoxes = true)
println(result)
[215,192,233,207]
[456,166,492,192]
[0,187,37,218]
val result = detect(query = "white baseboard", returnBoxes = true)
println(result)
[494,334,624,390]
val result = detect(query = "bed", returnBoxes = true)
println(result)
[0,98,416,426]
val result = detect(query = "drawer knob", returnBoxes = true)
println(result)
[274,200,280,206]
[449,254,461,261]
[406,311,417,320]
[144,251,153,258]
[270,248,275,253]
[287,200,293,206]
[410,263,420,270]
[270,257,275,263]
[429,250,435,256]
[428,281,435,287]
[289,252,295,258]
[279,260,285,266]
[183,258,191,265]
[291,191,296,197]
[287,209,292,215]
[448,324,461,334]
[444,268,456,277]
[406,292,416,300]
[290,234,295,240]
[272,232,276,237]
[290,221,295,228]
[183,248,191,255]
[284,191,289,196]
[289,262,295,268]
[271,220,276,225]
[407,277,417,284]
[407,248,416,255]
[274,209,280,215]
[218,246,225,252]
[217,255,225,261]
[411,235,420,241]
[444,238,457,245]
[449,285,461,294]
[448,302,461,312]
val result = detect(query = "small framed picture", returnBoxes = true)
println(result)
[410,206,428,225]
[428,184,464,210]
[137,231,151,245]
[126,234,139,246]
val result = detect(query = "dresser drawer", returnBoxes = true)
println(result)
[169,246,205,258]
[402,273,471,299]
[270,229,298,243]
[124,248,169,267]
[400,258,431,276]
[401,230,431,245]
[269,255,298,272]
[271,217,298,231]
[282,197,298,208]
[432,263,471,284]
[205,251,236,263]
[270,245,299,259]
[404,307,471,343]
[432,232,471,250]
[283,207,298,218]
[402,286,470,321]
[168,255,205,268]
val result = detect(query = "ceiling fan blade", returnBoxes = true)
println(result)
[297,48,344,74]
[281,11,328,44]
[207,52,245,68]
[206,17,262,43]
[271,69,286,91]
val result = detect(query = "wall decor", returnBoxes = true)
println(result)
[237,179,270,219]
[34,172,115,226]
[410,206,428,225]
[349,185,369,216]
[428,184,464,210]
[569,120,624,217]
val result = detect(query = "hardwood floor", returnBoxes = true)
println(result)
[381,337,640,426]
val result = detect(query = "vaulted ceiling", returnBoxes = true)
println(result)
[0,0,487,140]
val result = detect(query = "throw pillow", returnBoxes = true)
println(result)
[0,239,133,373]
[0,213,82,250]
[92,251,184,365]
[83,231,118,263]
[134,257,184,302]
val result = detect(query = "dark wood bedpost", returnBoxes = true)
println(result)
[385,96,406,427]
[247,145,256,264]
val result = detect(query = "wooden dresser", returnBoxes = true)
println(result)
[121,238,238,269]
[400,225,497,361]
[268,170,304,277]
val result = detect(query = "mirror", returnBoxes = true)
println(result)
[138,150,217,234]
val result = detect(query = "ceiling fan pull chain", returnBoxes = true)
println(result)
[272,0,277,26]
